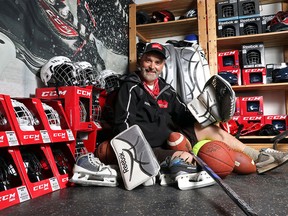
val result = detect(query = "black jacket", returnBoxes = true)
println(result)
[113,72,196,148]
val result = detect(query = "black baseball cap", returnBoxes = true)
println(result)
[143,43,166,59]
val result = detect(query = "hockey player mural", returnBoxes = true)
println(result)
[0,0,131,96]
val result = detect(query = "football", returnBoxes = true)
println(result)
[167,132,192,152]
[95,140,117,165]
[233,150,256,175]
[197,140,235,178]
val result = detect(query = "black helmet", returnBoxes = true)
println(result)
[136,10,151,25]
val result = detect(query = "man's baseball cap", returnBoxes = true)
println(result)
[143,43,166,59]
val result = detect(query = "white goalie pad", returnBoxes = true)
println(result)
[187,75,236,127]
[110,125,160,190]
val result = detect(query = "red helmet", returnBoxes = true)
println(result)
[151,10,175,23]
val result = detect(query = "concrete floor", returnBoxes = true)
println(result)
[1,164,288,216]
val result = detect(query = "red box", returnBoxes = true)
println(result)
[241,115,265,135]
[44,143,75,189]
[3,96,51,145]
[240,96,264,116]
[35,86,101,156]
[0,95,19,147]
[11,145,60,199]
[0,147,30,210]
[220,115,242,135]
[218,50,240,71]
[264,115,287,132]
[242,68,266,85]
[234,97,241,116]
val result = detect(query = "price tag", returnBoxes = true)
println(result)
[66,129,75,141]
[17,186,30,202]
[49,177,60,191]
[5,131,19,146]
[40,130,51,143]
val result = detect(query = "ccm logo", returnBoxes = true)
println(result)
[33,183,49,191]
[41,90,67,97]
[243,116,262,120]
[267,116,286,120]
[76,89,91,97]
[23,134,40,140]
[218,51,237,56]
[241,97,262,101]
[0,193,16,202]
[62,177,69,183]
[0,135,4,143]
[53,133,66,138]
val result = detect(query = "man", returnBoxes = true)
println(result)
[113,42,288,177]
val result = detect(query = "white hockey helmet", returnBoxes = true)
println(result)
[98,69,120,93]
[11,99,37,131]
[75,61,98,86]
[40,56,78,87]
[42,102,62,130]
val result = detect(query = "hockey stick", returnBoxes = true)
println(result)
[271,130,288,150]
[190,151,258,216]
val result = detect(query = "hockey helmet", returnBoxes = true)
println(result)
[242,2,256,15]
[259,124,280,136]
[183,34,198,44]
[179,8,197,19]
[136,10,151,25]
[268,11,288,32]
[99,69,120,93]
[40,56,79,87]
[272,66,288,82]
[218,72,238,85]
[79,100,88,122]
[250,73,262,83]
[243,23,258,35]
[223,56,235,66]
[246,50,261,65]
[151,10,175,23]
[52,148,70,175]
[75,61,98,86]
[22,151,44,182]
[0,158,12,191]
[222,5,235,18]
[222,26,236,37]
[42,102,61,130]
[0,111,7,126]
[11,99,38,131]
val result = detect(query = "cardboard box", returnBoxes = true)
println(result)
[218,19,240,38]
[264,115,287,132]
[217,0,238,21]
[240,96,264,116]
[239,16,262,35]
[238,0,260,19]
[242,68,266,85]
[241,43,265,68]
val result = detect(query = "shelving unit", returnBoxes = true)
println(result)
[206,0,288,148]
[129,0,207,72]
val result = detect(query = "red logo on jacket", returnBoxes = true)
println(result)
[157,100,168,108]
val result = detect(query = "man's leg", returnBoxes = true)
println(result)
[194,123,288,174]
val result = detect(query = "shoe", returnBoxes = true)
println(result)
[256,148,288,174]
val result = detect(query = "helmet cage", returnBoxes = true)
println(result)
[42,103,62,130]
[222,26,236,37]
[222,5,234,18]
[246,50,261,65]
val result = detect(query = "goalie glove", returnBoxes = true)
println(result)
[187,75,236,127]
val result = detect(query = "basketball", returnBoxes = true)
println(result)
[95,140,117,165]
[197,140,235,178]
[233,150,256,175]
[167,132,192,152]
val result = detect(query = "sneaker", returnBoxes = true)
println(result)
[256,148,288,174]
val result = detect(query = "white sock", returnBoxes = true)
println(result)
[243,146,260,162]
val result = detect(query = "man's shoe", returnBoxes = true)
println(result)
[256,148,288,174]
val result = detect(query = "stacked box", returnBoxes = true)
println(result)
[217,0,238,21]
[239,16,262,35]
[238,0,260,19]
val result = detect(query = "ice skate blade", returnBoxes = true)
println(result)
[175,171,216,190]
[69,173,118,187]
[159,173,176,186]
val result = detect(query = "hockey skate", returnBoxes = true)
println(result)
[70,153,118,187]
[159,156,215,190]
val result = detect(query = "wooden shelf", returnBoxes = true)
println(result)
[232,82,288,92]
[216,0,287,4]
[136,18,198,41]
[136,0,197,17]
[217,31,288,51]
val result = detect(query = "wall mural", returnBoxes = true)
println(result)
[0,0,131,96]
